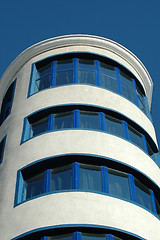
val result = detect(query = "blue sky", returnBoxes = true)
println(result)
[1,0,160,147]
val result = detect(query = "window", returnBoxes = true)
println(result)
[54,111,74,130]
[30,116,49,138]
[50,165,72,191]
[78,59,96,85]
[105,115,124,138]
[79,164,102,192]
[81,233,105,240]
[15,158,160,219]
[55,59,73,86]
[48,234,73,240]
[134,178,153,212]
[79,111,100,130]
[0,137,6,164]
[0,80,16,125]
[29,55,149,118]
[108,169,130,200]
[34,63,51,93]
[22,106,156,159]
[22,172,44,201]
[100,62,117,93]
[128,124,145,151]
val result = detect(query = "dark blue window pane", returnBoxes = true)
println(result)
[78,59,95,70]
[55,71,73,86]
[121,83,136,104]
[128,125,144,150]
[50,165,72,191]
[35,75,51,92]
[23,173,44,201]
[114,237,123,240]
[48,234,73,240]
[120,71,133,88]
[54,111,73,130]
[36,63,51,78]
[135,178,153,211]
[108,169,130,200]
[137,95,146,113]
[105,115,124,138]
[146,140,154,156]
[30,117,48,137]
[78,70,96,85]
[80,111,100,130]
[56,59,73,70]
[82,233,105,240]
[79,164,102,192]
[100,62,116,77]
[155,197,160,218]
[0,138,5,164]
[101,73,117,92]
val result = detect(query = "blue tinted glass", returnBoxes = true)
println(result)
[101,74,117,92]
[78,59,95,70]
[23,173,44,201]
[108,169,130,200]
[120,71,133,88]
[80,111,100,130]
[128,125,144,150]
[137,95,146,113]
[56,59,73,70]
[50,165,72,191]
[36,63,51,78]
[79,164,102,191]
[78,70,96,85]
[105,115,123,137]
[82,233,105,240]
[54,111,73,130]
[100,62,116,77]
[30,117,48,137]
[55,71,73,86]
[146,141,154,156]
[35,75,51,92]
[121,83,136,104]
[135,178,153,211]
[0,138,5,164]
[48,234,73,240]
[155,197,160,218]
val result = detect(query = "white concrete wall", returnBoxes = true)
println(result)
[0,35,159,240]
[2,192,160,240]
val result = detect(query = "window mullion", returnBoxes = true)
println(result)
[48,113,54,131]
[43,237,48,240]
[73,58,78,83]
[43,169,51,193]
[51,61,56,87]
[132,78,139,107]
[101,166,109,193]
[106,234,114,240]
[74,109,80,128]
[99,112,105,131]
[115,67,122,94]
[142,134,148,154]
[73,231,81,240]
[16,171,24,204]
[150,190,157,215]
[122,120,129,140]
[95,60,101,86]
[128,174,137,202]
[72,162,79,189]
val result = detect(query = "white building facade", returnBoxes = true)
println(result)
[0,35,160,240]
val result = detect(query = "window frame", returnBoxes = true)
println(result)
[0,79,16,125]
[0,136,6,164]
[15,159,160,219]
[21,106,156,159]
[28,55,150,119]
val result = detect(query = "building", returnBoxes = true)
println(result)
[0,35,160,240]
